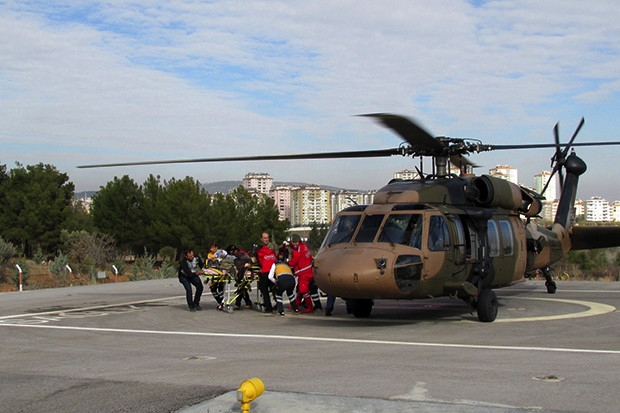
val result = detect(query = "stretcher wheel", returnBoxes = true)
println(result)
[224,305,234,314]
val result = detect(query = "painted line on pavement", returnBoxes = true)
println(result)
[1,322,618,355]
[0,296,183,320]
[494,297,616,323]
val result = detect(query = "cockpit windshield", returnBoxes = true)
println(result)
[322,214,361,246]
[378,214,422,248]
[355,214,385,242]
[323,212,423,248]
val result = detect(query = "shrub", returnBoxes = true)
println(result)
[158,246,177,263]
[130,253,157,281]
[49,252,73,287]
[0,237,16,265]
[158,261,178,279]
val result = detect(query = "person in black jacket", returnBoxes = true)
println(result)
[178,249,205,312]
[227,245,254,310]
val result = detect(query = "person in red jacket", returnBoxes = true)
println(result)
[256,232,277,313]
[288,234,316,313]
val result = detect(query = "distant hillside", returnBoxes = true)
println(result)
[203,181,244,194]
[202,181,354,194]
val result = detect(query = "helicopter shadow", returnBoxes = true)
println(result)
[298,297,504,327]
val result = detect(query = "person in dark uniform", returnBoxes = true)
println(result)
[178,249,205,312]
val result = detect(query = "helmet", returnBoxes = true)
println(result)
[291,234,301,243]
[226,244,238,255]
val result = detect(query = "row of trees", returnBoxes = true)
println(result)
[90,174,290,255]
[0,162,296,286]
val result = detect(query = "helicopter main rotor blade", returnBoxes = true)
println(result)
[359,113,444,153]
[553,122,564,189]
[564,117,585,153]
[487,141,620,150]
[449,154,479,169]
[77,148,403,169]
[540,122,563,196]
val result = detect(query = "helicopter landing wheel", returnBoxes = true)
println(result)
[350,299,373,318]
[545,280,557,294]
[476,289,498,322]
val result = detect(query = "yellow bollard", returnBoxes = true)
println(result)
[236,377,264,413]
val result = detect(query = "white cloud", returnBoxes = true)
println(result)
[1,0,619,200]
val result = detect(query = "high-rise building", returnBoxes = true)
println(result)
[612,201,620,222]
[290,186,331,226]
[540,200,558,223]
[330,190,376,221]
[489,165,518,184]
[586,197,611,222]
[534,171,558,201]
[269,185,296,222]
[574,199,586,220]
[242,172,273,194]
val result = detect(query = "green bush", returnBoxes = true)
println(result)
[130,254,157,281]
[158,246,177,262]
[158,261,178,279]
[33,247,46,264]
[0,237,16,264]
[49,252,72,287]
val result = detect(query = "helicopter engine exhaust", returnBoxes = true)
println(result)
[468,175,541,217]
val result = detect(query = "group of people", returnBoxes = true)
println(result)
[177,231,328,316]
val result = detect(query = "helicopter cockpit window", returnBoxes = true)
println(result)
[499,220,514,256]
[377,214,422,248]
[487,220,500,257]
[428,215,450,251]
[355,214,385,243]
[323,215,361,245]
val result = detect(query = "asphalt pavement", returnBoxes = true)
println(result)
[1,278,618,413]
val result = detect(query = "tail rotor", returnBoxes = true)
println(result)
[541,117,585,197]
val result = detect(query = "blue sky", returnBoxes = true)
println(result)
[2,0,620,201]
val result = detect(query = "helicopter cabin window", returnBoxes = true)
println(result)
[428,216,450,251]
[355,214,385,243]
[324,215,361,245]
[452,216,467,258]
[499,220,514,256]
[487,220,500,257]
[377,214,422,248]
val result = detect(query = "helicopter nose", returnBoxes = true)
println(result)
[314,248,391,298]
[315,247,424,299]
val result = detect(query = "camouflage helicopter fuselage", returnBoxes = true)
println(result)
[314,174,565,302]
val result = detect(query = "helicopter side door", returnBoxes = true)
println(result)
[487,217,525,286]
[420,213,452,295]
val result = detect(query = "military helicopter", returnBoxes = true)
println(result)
[79,113,620,322]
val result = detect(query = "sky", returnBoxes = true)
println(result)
[2,0,620,201]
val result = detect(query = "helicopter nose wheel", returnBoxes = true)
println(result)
[476,289,498,322]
